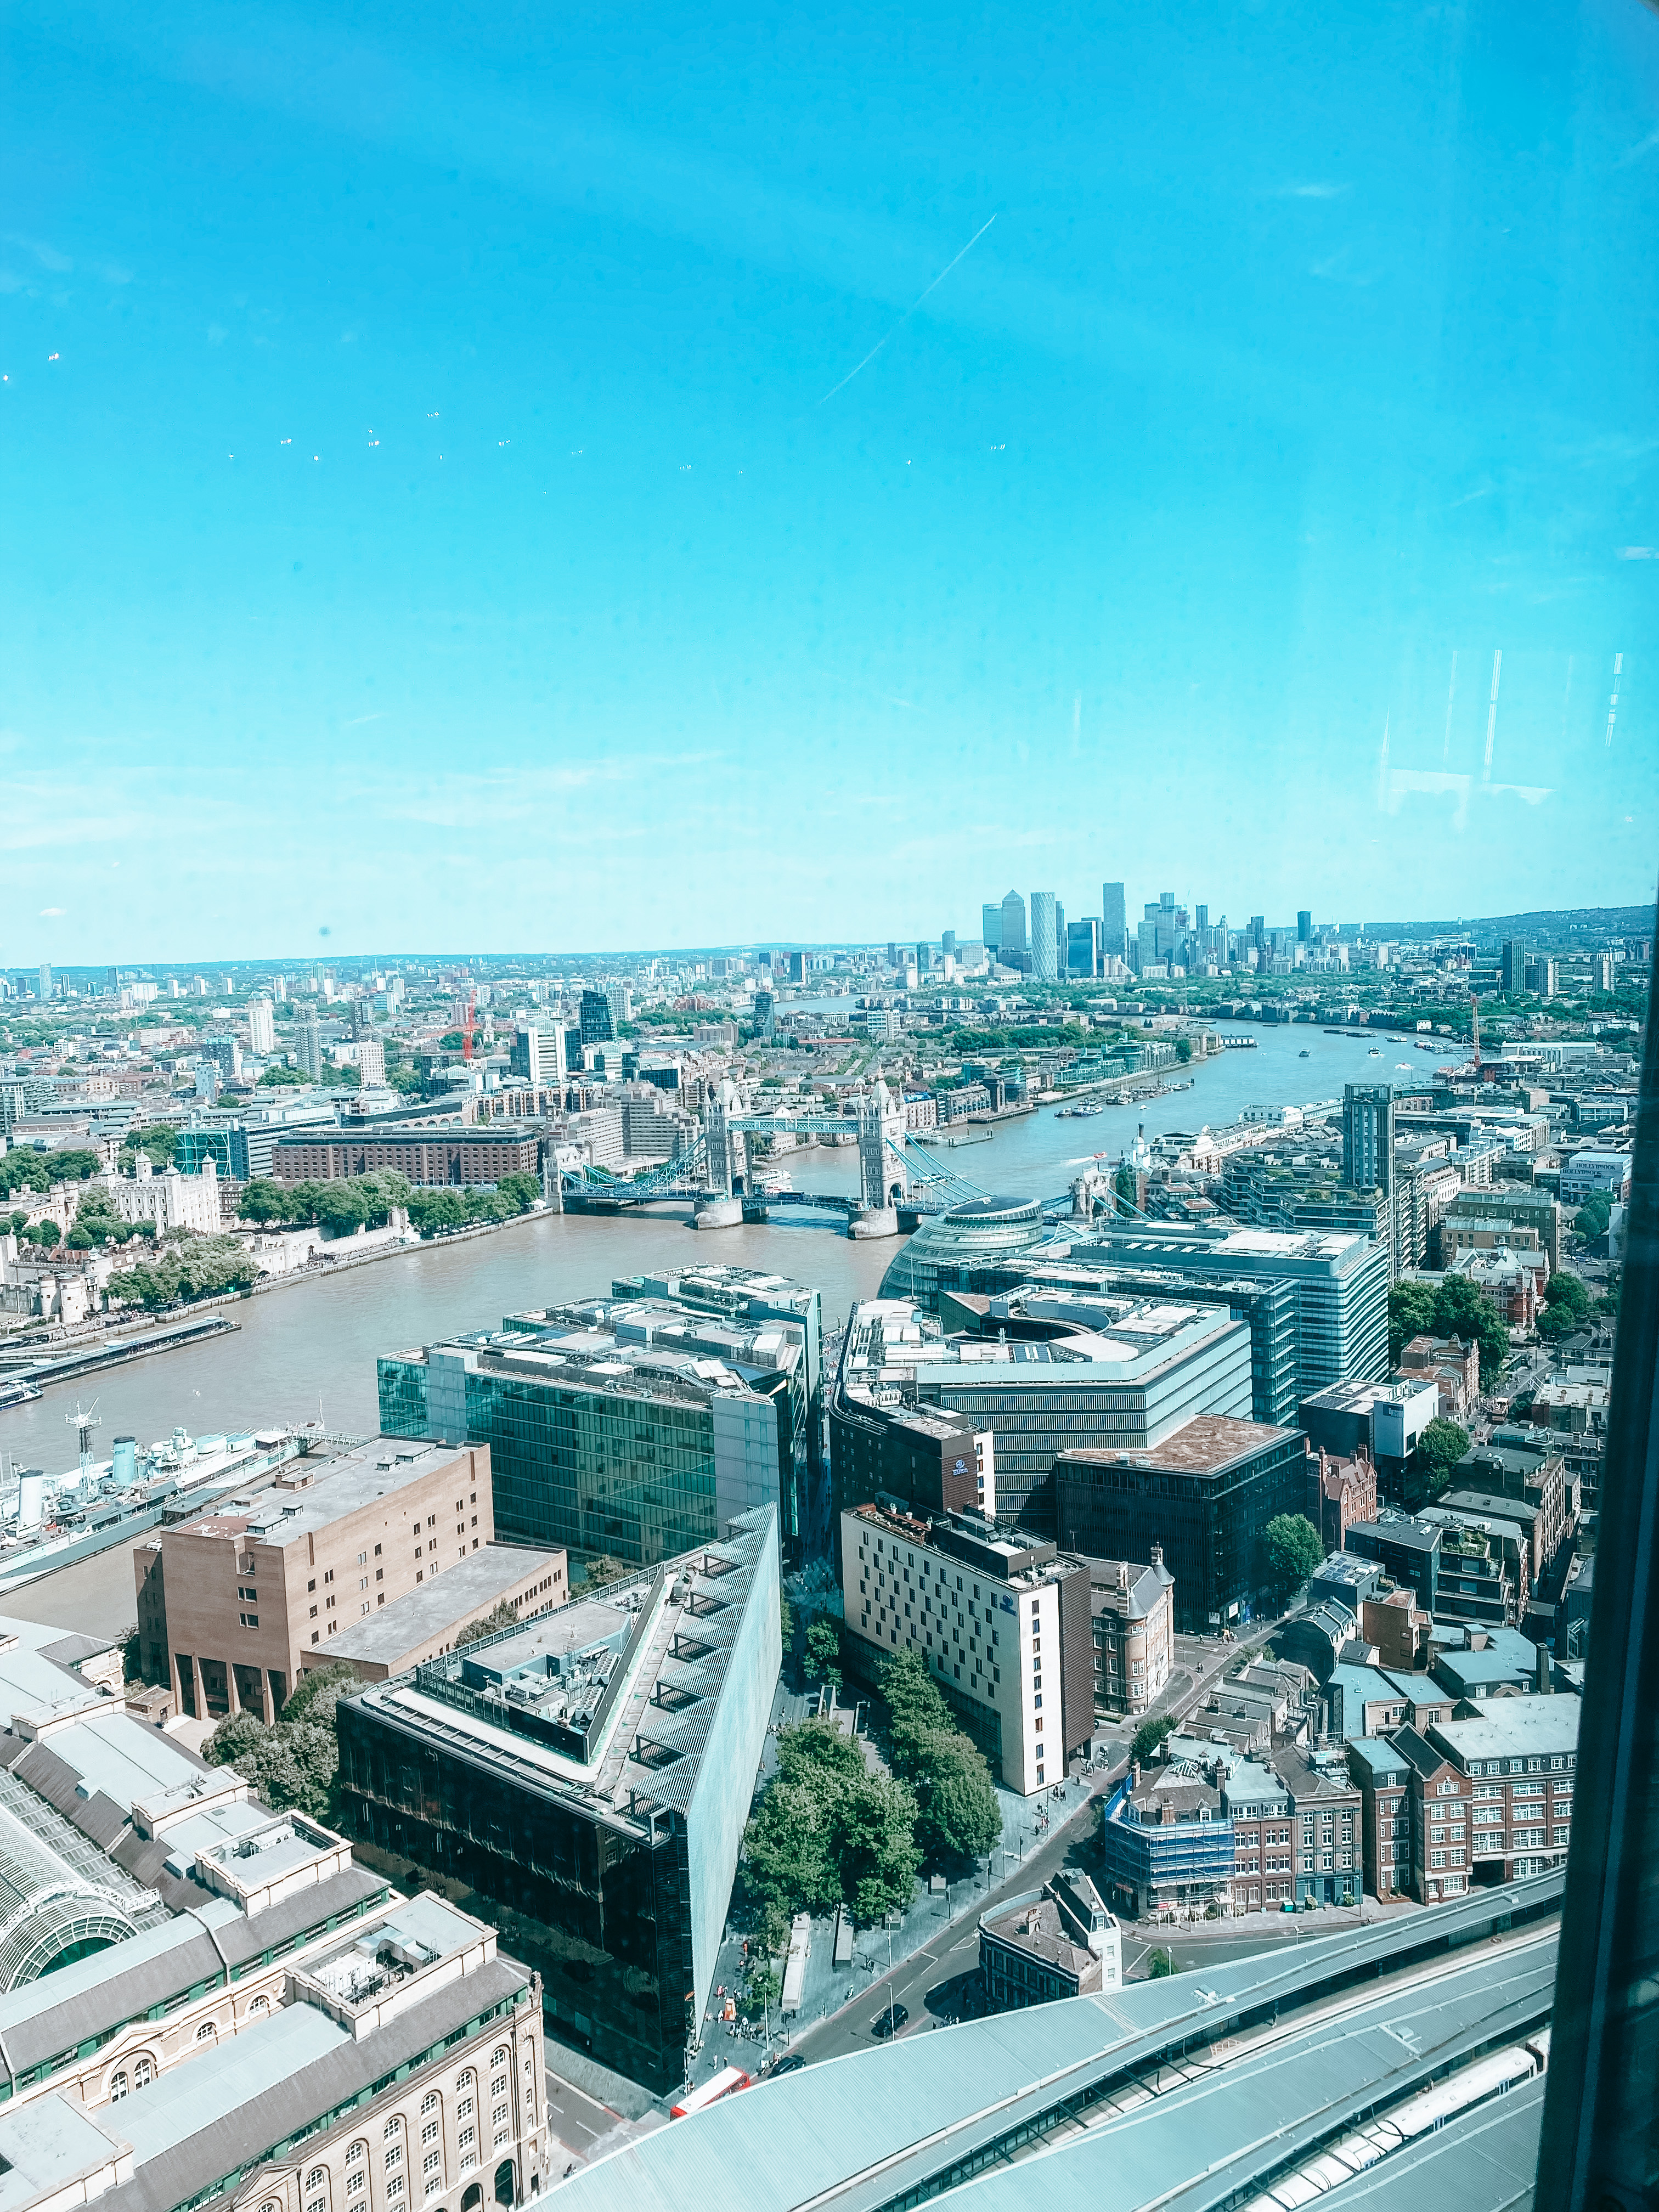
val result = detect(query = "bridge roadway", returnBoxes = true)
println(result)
[558,1120,992,1220]
[556,1872,1561,2212]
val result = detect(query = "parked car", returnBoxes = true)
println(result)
[871,2004,909,2040]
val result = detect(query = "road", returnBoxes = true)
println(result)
[787,1624,1277,2066]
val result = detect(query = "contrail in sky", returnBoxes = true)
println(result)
[817,215,998,405]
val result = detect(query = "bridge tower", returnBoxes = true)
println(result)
[695,1076,744,1229]
[851,1079,907,1237]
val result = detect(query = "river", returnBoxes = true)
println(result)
[0,1022,1424,1474]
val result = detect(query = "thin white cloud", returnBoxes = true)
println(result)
[1273,182,1349,199]
[1311,246,1375,285]
[1618,124,1659,166]
[3,234,72,272]
[1618,546,1655,560]
[38,906,64,917]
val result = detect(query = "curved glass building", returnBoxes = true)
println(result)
[878,1197,1056,1312]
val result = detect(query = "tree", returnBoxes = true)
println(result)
[314,1182,370,1237]
[804,1619,842,1685]
[1174,1037,1193,1064]
[1262,1513,1324,1599]
[1130,1713,1177,1769]
[496,1172,543,1214]
[1537,1302,1580,1345]
[238,1179,294,1224]
[1427,1276,1510,1388]
[1114,1164,1138,1218]
[1417,1417,1470,1498]
[1387,1281,1438,1366]
[47,1149,101,1183]
[1543,1271,1592,1321]
[742,1963,782,2021]
[912,1737,1001,1865]
[1147,1948,1174,1979]
[578,1553,635,1591]
[454,1598,522,1647]
[258,1063,309,1087]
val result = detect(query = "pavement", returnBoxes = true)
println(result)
[721,1623,1280,2074]
[539,1620,1298,2165]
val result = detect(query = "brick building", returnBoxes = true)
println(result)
[1308,1447,1376,1554]
[1347,1735,1414,1899]
[270,1126,541,1186]
[1396,1332,1481,1423]
[1085,1548,1175,1719]
[134,1437,496,1723]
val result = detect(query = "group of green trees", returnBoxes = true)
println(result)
[118,1127,181,1173]
[1386,1276,1509,1384]
[236,1169,543,1239]
[881,1649,1003,1867]
[1572,1192,1616,1249]
[739,1720,921,1950]
[1536,1269,1613,1344]
[0,1147,100,1198]
[203,1663,358,1820]
[64,1186,150,1249]
[239,1171,414,1234]
[4,1210,49,1246]
[107,1235,257,1309]
[739,1646,1003,1950]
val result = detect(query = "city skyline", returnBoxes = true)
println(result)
[4,1,1657,963]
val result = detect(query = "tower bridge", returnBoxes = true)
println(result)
[557,1077,990,1234]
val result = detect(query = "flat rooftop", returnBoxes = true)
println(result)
[1060,1414,1299,1476]
[356,1506,777,1834]
[181,1437,469,1547]
[311,1542,561,1667]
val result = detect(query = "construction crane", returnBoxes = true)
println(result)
[461,992,477,1063]
[65,1399,101,1491]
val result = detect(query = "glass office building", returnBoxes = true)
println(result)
[1071,1222,1391,1398]
[832,1291,1254,1536]
[379,1290,809,1562]
[337,1507,780,2092]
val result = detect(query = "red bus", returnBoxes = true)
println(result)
[670,2066,751,2119]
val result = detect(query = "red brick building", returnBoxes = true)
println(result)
[271,1125,541,1186]
[1308,1447,1376,1554]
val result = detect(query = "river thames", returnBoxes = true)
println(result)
[0,1022,1425,1471]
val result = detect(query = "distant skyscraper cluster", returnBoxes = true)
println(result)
[946,880,1381,981]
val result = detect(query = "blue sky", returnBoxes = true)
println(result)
[3,0,1657,963]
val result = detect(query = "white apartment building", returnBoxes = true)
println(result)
[839,1503,1090,1795]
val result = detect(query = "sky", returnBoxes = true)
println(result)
[3,0,1658,963]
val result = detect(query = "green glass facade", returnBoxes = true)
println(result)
[380,1352,723,1564]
